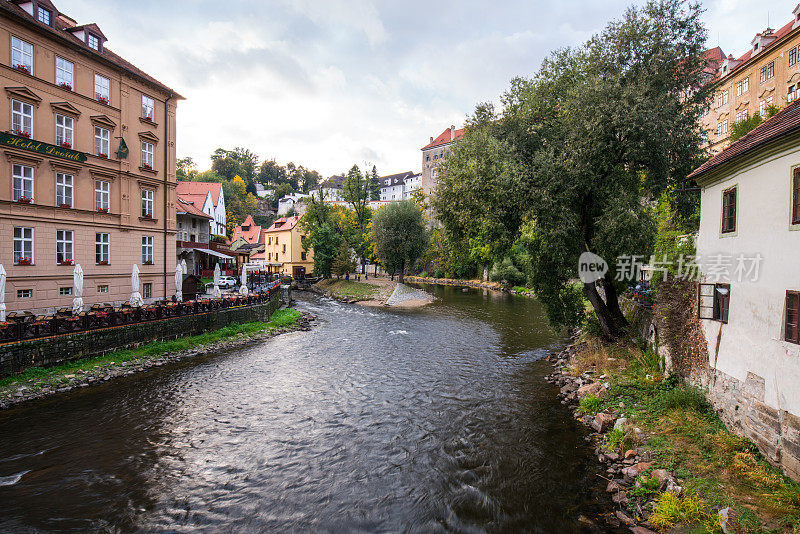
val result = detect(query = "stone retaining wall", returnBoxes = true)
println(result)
[0,296,281,378]
[405,276,507,292]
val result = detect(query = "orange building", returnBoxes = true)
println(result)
[0,0,182,313]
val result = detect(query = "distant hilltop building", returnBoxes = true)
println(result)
[317,175,345,202]
[379,171,421,201]
[701,5,800,154]
[421,125,463,197]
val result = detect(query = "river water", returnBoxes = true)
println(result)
[0,285,610,532]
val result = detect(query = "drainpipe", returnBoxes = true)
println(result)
[163,92,173,299]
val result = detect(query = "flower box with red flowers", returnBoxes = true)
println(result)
[59,259,74,266]
[97,153,108,159]
[59,82,72,91]
[59,203,72,209]
[96,311,107,318]
[98,260,109,265]
[142,212,153,219]
[16,197,31,204]
[143,115,153,122]
[142,163,153,170]
[96,207,108,213]
[144,261,154,265]
[96,95,109,105]
[59,141,72,148]
[14,64,30,74]
[15,130,31,138]
[16,258,32,266]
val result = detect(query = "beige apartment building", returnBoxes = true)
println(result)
[421,125,463,198]
[0,0,182,313]
[263,216,314,278]
[703,6,800,154]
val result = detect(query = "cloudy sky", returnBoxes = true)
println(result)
[59,0,795,177]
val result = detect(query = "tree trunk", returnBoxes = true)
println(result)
[602,271,628,330]
[584,280,623,339]
[374,263,378,276]
[363,258,368,280]
[398,259,405,284]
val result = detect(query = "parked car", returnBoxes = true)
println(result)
[218,275,237,288]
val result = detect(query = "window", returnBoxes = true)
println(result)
[736,81,742,96]
[56,57,73,89]
[141,141,154,169]
[56,173,73,208]
[143,283,152,299]
[87,33,99,51]
[721,186,736,233]
[17,289,32,299]
[11,36,33,73]
[95,180,110,211]
[786,291,800,343]
[12,99,33,136]
[301,252,307,261]
[742,78,749,94]
[698,283,730,323]
[12,164,33,202]
[97,285,109,293]
[37,7,50,25]
[13,227,33,265]
[59,287,72,296]
[792,48,798,68]
[735,110,748,123]
[141,189,154,217]
[791,85,798,104]
[94,74,109,103]
[56,230,73,264]
[142,235,153,264]
[722,90,729,105]
[56,114,73,147]
[142,95,154,120]
[94,126,110,156]
[760,61,774,83]
[95,232,110,264]
[282,244,286,254]
[793,168,800,225]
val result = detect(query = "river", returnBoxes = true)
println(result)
[0,285,611,532]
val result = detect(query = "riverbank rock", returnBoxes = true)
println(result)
[622,462,653,483]
[592,412,616,433]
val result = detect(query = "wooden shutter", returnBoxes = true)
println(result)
[722,187,736,233]
[698,283,715,319]
[787,291,800,344]
[714,283,730,323]
[793,169,800,224]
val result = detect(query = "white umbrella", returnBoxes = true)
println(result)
[181,258,188,275]
[212,263,221,298]
[175,264,183,302]
[129,264,144,307]
[72,264,84,314]
[239,265,249,296]
[0,264,6,322]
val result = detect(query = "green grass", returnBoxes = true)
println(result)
[320,280,378,300]
[579,393,602,414]
[0,308,302,391]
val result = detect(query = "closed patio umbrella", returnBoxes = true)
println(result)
[239,265,248,296]
[130,264,144,307]
[0,264,6,322]
[212,263,221,298]
[181,258,187,275]
[72,264,84,314]
[175,264,183,302]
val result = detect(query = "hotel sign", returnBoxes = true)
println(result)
[0,132,87,163]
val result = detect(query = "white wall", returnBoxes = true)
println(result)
[697,144,800,415]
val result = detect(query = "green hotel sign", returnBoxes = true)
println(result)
[0,132,87,163]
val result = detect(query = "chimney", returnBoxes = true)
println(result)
[430,136,433,143]
[450,125,455,140]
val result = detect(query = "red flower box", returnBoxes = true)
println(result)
[15,130,31,138]
[144,115,153,122]
[16,197,31,204]
[144,261,154,265]
[16,258,32,266]
[59,82,72,91]
[142,164,152,170]
[96,207,109,213]
[98,260,109,265]
[14,64,30,74]
[59,141,72,148]
[97,153,108,159]
[96,95,109,105]
[59,203,72,209]
[59,259,74,266]
[142,213,152,219]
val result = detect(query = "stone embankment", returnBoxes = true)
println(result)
[405,276,507,292]
[0,312,315,410]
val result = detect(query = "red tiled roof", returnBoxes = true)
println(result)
[232,215,262,244]
[265,216,300,233]
[688,100,800,180]
[714,20,795,81]
[176,181,222,207]
[1,1,181,98]
[421,127,464,150]
[176,195,213,219]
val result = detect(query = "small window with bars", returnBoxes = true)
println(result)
[699,283,730,323]
[721,186,736,233]
[786,291,800,344]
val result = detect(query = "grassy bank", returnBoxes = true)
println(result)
[0,308,303,394]
[315,279,379,300]
[567,338,800,533]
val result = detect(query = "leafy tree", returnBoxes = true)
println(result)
[372,201,428,283]
[332,242,356,279]
[177,157,196,181]
[193,170,224,182]
[341,165,373,277]
[212,157,240,180]
[222,176,258,237]
[258,160,286,185]
[729,106,781,142]
[369,165,381,201]
[490,257,525,286]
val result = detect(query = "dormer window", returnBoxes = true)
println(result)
[37,7,50,25]
[87,33,100,51]
[754,43,759,51]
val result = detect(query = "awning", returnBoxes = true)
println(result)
[196,248,235,259]
[266,262,283,266]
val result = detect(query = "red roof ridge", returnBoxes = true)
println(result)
[422,126,465,150]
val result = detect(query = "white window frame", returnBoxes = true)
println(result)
[143,282,152,299]
[56,229,74,264]
[56,57,74,89]
[87,33,99,51]
[97,285,109,294]
[12,164,33,202]
[94,126,110,156]
[11,36,32,72]
[141,189,154,217]
[142,235,153,264]
[12,99,33,136]
[141,141,154,169]
[95,232,110,264]
[13,227,34,265]
[59,287,72,296]
[37,6,50,25]
[56,114,73,147]
[95,180,110,211]
[94,74,110,103]
[56,173,73,207]
[142,95,154,120]
[17,289,32,299]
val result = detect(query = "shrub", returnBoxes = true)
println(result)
[631,473,661,499]
[656,382,712,415]
[419,271,429,278]
[649,492,716,531]
[605,428,623,452]
[434,268,445,279]
[490,257,525,286]
[579,394,602,414]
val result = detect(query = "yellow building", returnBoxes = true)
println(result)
[702,6,800,154]
[263,216,313,278]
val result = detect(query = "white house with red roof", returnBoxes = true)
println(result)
[176,181,226,236]
[421,125,464,197]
